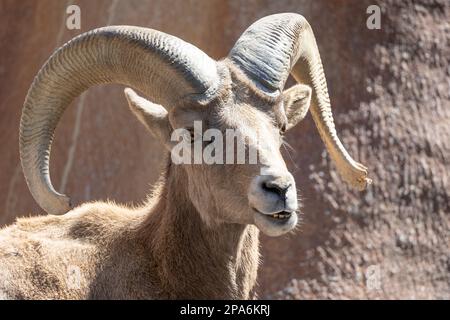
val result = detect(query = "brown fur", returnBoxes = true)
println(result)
[0,160,259,299]
[0,61,311,300]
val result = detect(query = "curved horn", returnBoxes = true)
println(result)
[229,13,371,190]
[20,26,219,215]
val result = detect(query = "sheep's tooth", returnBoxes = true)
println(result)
[273,214,279,218]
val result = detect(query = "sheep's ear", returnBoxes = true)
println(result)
[124,88,172,146]
[282,84,312,130]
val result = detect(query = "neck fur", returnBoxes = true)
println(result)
[138,159,260,299]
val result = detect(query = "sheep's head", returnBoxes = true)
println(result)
[124,62,312,236]
[20,13,371,237]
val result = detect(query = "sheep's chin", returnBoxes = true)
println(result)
[252,210,298,237]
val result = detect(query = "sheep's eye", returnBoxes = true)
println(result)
[279,123,287,136]
[278,124,287,145]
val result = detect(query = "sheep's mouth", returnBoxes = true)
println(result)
[264,211,292,220]
[252,208,298,236]
[253,209,295,224]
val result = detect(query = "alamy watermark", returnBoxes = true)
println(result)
[67,264,82,290]
[366,5,381,30]
[66,5,81,30]
[365,264,382,291]
[170,121,262,165]
[64,4,381,35]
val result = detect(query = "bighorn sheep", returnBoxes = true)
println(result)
[0,13,370,299]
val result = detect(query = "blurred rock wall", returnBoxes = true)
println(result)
[0,0,448,298]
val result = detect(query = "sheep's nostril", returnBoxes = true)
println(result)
[262,181,291,200]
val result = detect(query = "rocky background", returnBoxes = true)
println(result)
[0,0,448,299]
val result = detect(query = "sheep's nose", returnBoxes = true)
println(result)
[248,169,298,215]
[262,180,291,201]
